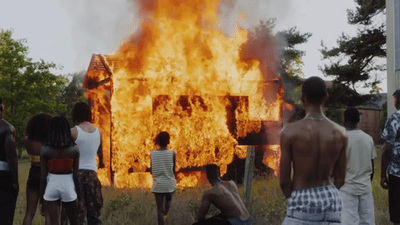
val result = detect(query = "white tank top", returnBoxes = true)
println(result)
[75,126,101,171]
[151,149,176,193]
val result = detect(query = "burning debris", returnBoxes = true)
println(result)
[84,0,282,188]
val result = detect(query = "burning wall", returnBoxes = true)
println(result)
[84,0,282,188]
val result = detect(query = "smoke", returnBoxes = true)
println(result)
[60,0,140,71]
[219,0,293,34]
[61,0,294,74]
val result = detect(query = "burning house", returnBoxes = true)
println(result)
[83,0,283,188]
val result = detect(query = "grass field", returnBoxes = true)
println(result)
[14,147,390,225]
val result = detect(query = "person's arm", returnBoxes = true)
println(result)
[5,126,18,195]
[150,151,152,175]
[173,151,176,177]
[97,132,105,169]
[73,147,81,200]
[332,133,348,189]
[197,192,212,221]
[380,114,399,189]
[371,159,374,181]
[40,147,48,205]
[70,127,78,141]
[381,142,392,189]
[279,128,292,199]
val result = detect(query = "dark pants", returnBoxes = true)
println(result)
[193,214,231,225]
[389,174,400,223]
[0,175,18,225]
[78,170,103,225]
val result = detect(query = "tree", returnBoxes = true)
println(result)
[242,20,312,106]
[62,70,86,122]
[0,30,68,156]
[277,27,312,105]
[320,0,385,107]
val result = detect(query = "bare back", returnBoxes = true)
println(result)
[200,181,250,220]
[280,117,347,198]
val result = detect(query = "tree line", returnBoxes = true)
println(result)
[0,30,85,156]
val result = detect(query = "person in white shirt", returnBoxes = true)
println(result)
[341,108,376,225]
[71,102,105,225]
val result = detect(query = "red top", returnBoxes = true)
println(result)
[48,158,74,174]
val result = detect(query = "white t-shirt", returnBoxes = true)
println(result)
[340,129,377,195]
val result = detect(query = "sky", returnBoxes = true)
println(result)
[0,0,386,92]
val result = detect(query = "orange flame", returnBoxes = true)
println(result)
[85,0,282,188]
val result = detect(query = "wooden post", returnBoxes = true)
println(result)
[243,146,255,209]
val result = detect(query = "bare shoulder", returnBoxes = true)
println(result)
[281,120,303,138]
[204,188,215,199]
[327,119,347,136]
[71,126,78,140]
[224,180,237,188]
[281,121,296,135]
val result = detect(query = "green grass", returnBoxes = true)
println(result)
[14,146,390,224]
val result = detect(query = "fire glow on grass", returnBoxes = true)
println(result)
[84,0,282,188]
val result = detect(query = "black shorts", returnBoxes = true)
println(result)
[27,166,41,192]
[389,174,400,223]
[153,191,175,201]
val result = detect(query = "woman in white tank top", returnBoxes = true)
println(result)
[151,131,176,225]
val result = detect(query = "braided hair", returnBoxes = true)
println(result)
[25,113,53,142]
[46,116,75,148]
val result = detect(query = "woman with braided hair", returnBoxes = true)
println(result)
[40,116,80,225]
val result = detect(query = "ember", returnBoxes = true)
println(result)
[84,0,282,188]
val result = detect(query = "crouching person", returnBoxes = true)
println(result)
[193,164,253,225]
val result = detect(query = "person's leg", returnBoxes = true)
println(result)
[164,192,173,218]
[45,200,61,225]
[85,173,103,225]
[78,172,88,225]
[22,187,40,225]
[60,205,69,225]
[0,187,17,225]
[192,215,231,225]
[63,200,79,225]
[154,193,165,225]
[358,192,375,225]
[389,174,400,225]
[340,191,359,225]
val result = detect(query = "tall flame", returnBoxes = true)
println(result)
[85,0,282,188]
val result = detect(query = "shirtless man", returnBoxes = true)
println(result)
[0,98,18,225]
[280,77,348,224]
[193,164,253,225]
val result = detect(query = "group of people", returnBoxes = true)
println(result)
[2,76,400,225]
[280,76,399,225]
[0,101,104,225]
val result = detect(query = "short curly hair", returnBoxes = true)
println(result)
[25,113,53,142]
[155,131,170,147]
[302,76,327,104]
[72,102,92,124]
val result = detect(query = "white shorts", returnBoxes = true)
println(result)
[43,173,77,202]
[340,191,375,225]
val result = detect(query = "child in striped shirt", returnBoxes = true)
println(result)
[151,131,176,225]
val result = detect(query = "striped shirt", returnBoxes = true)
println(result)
[151,149,176,193]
